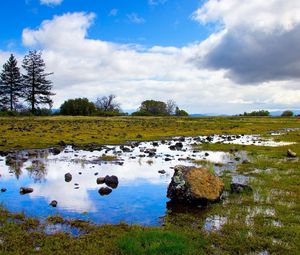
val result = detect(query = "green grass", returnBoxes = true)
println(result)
[118,229,207,255]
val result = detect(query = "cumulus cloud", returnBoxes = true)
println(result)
[192,0,300,84]
[40,0,63,6]
[18,12,300,114]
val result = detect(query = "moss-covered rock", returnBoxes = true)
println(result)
[167,166,224,205]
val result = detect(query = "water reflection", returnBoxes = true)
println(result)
[0,134,285,225]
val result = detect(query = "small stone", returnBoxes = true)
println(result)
[96,177,105,184]
[1,188,7,192]
[50,200,58,207]
[104,175,119,189]
[64,173,72,182]
[20,187,33,194]
[158,170,166,174]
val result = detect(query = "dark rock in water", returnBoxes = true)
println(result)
[205,152,209,157]
[167,165,224,205]
[51,148,61,155]
[120,146,132,153]
[96,177,105,184]
[78,172,82,175]
[98,187,112,196]
[50,200,58,207]
[64,173,72,182]
[20,187,33,194]
[165,158,172,161]
[1,188,7,192]
[230,183,252,193]
[158,170,166,174]
[287,149,297,158]
[175,142,183,149]
[169,145,176,151]
[178,137,185,142]
[104,175,119,189]
[0,151,8,157]
[152,142,159,147]
[94,172,99,176]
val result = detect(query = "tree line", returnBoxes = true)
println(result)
[60,97,189,116]
[0,52,54,114]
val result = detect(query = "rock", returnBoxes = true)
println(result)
[20,187,33,194]
[50,200,58,207]
[287,149,297,158]
[205,152,209,157]
[230,183,252,193]
[158,170,166,174]
[98,187,112,196]
[152,142,159,147]
[1,188,7,192]
[51,148,61,155]
[167,166,224,205]
[175,142,183,149]
[64,173,72,182]
[96,177,105,184]
[104,175,119,189]
[165,158,172,161]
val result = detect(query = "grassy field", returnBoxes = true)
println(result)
[0,116,299,150]
[0,116,299,254]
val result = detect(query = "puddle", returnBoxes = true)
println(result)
[0,133,291,226]
[0,139,236,226]
[203,215,227,232]
[44,224,83,236]
[196,134,295,146]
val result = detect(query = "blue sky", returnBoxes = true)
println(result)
[0,0,209,51]
[0,0,299,114]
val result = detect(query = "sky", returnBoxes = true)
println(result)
[0,0,300,114]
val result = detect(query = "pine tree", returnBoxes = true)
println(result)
[0,54,22,111]
[22,51,54,113]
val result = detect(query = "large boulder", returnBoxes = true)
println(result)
[167,166,224,205]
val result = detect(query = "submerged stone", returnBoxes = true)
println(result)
[167,165,224,205]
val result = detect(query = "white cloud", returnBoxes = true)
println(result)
[15,12,300,114]
[40,0,63,6]
[192,0,300,84]
[127,13,145,24]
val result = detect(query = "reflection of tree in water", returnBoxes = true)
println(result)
[26,160,48,183]
[7,160,23,180]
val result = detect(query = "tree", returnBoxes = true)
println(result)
[243,110,270,116]
[175,107,189,116]
[138,100,168,116]
[60,98,96,116]
[166,99,177,115]
[281,110,294,117]
[95,94,121,113]
[0,54,23,111]
[22,51,54,113]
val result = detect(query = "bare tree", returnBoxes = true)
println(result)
[166,99,177,115]
[95,94,121,112]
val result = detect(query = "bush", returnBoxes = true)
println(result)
[281,110,294,117]
[60,98,96,116]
